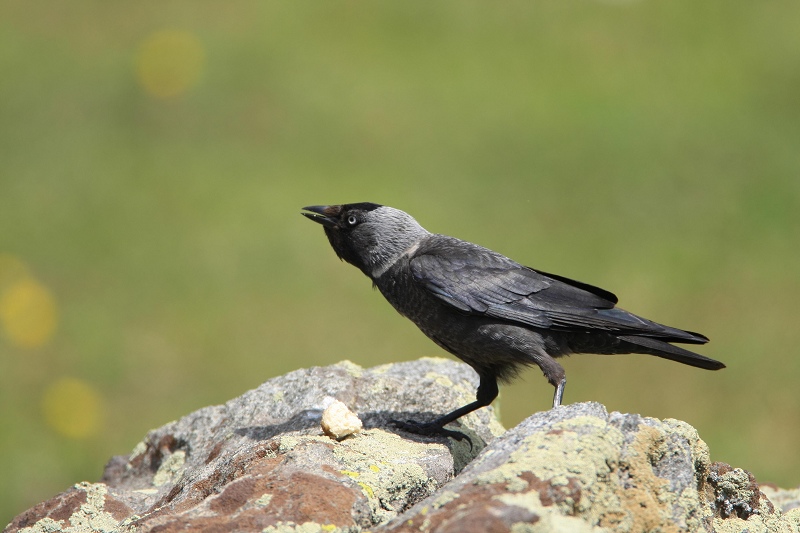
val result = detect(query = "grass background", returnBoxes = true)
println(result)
[2,0,799,524]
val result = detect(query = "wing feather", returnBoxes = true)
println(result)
[408,236,688,337]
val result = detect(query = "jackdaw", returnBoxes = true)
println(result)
[302,203,724,437]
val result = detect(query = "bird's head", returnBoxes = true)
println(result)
[302,203,429,278]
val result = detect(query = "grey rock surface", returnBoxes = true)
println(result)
[5,358,503,533]
[6,359,800,533]
[384,402,800,533]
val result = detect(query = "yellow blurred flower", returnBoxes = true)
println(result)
[135,29,206,100]
[0,269,58,349]
[41,377,103,439]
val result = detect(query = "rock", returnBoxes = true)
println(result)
[5,359,800,533]
[761,484,800,514]
[321,399,363,440]
[383,403,800,533]
[4,358,502,533]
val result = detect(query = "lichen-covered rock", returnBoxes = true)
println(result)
[6,360,800,533]
[761,484,800,513]
[4,482,133,533]
[383,403,800,533]
[4,358,503,533]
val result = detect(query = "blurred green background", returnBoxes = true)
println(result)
[2,0,799,524]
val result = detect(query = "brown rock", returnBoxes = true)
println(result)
[4,358,502,533]
[7,360,800,533]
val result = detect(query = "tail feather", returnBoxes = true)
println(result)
[676,330,710,344]
[640,327,709,345]
[593,308,710,345]
[618,335,725,370]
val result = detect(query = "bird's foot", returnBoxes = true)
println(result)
[552,378,566,409]
[390,418,472,448]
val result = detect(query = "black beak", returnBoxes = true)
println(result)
[302,205,338,228]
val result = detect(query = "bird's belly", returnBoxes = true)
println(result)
[428,317,556,380]
[375,267,568,379]
[387,286,549,373]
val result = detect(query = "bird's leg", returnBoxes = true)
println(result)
[392,374,498,442]
[552,377,566,408]
[537,356,566,408]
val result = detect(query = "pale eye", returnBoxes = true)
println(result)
[347,215,358,226]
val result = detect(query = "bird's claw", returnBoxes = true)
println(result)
[390,419,473,449]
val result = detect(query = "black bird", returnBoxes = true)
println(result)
[302,203,724,437]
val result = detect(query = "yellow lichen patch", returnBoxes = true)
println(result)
[762,485,800,514]
[135,29,205,99]
[41,377,102,439]
[662,418,711,467]
[418,356,451,365]
[129,440,148,460]
[255,493,273,507]
[369,362,392,374]
[424,372,453,388]
[18,517,62,533]
[333,428,442,523]
[476,415,622,492]
[432,490,460,509]
[713,511,800,533]
[516,513,609,533]
[262,521,335,533]
[18,482,122,533]
[0,272,58,349]
[337,359,364,378]
[357,482,375,499]
[784,508,800,529]
[279,436,301,453]
[153,449,186,487]
[614,425,684,532]
[495,491,544,513]
[472,413,717,532]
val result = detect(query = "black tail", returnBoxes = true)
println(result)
[618,335,725,370]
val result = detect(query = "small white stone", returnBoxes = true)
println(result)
[320,400,363,440]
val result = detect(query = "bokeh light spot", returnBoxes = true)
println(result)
[41,377,103,440]
[136,29,205,99]
[0,273,58,349]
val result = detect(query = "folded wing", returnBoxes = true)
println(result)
[409,237,707,344]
